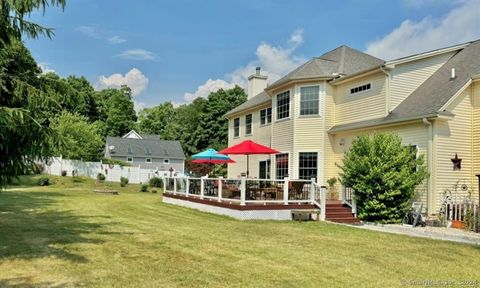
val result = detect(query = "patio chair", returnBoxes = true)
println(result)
[290,181,306,200]
[402,202,425,227]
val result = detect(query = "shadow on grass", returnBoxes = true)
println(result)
[0,277,71,287]
[0,191,115,263]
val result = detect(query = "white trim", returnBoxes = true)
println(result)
[439,79,472,111]
[385,43,468,67]
[122,130,142,139]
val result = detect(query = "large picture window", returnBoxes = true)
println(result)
[299,152,317,180]
[245,114,252,135]
[233,118,240,137]
[260,107,272,125]
[276,91,290,120]
[275,153,289,179]
[300,86,319,115]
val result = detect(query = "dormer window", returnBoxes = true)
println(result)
[350,83,371,94]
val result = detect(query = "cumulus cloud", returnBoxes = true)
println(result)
[96,68,149,96]
[115,49,157,60]
[183,29,306,102]
[366,0,480,60]
[38,63,55,74]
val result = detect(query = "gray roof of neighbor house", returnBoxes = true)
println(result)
[225,91,270,117]
[106,136,185,159]
[267,45,385,91]
[225,45,385,118]
[330,39,480,133]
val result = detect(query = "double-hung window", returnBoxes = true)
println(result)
[245,114,252,135]
[299,152,318,180]
[233,118,240,137]
[276,91,290,120]
[260,107,272,125]
[275,153,289,179]
[300,86,320,116]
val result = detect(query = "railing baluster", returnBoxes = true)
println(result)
[320,185,327,221]
[283,177,289,205]
[200,177,205,200]
[218,176,223,202]
[186,178,190,197]
[240,177,246,206]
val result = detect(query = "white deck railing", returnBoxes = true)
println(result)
[163,176,327,218]
[342,186,357,217]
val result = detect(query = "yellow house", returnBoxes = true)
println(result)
[225,40,480,215]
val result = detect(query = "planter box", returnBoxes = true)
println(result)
[451,220,465,229]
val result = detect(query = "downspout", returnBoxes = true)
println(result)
[422,117,434,215]
[380,66,391,115]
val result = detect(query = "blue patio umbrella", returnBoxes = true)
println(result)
[191,148,235,164]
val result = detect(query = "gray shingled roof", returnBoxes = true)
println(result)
[329,40,480,133]
[106,137,185,159]
[225,45,385,117]
[225,91,270,117]
[267,45,385,90]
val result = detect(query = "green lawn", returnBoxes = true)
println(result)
[1,175,479,287]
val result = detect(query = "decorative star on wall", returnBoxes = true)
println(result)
[451,153,462,171]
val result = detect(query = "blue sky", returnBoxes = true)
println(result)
[25,0,480,110]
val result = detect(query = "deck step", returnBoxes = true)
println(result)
[325,202,361,224]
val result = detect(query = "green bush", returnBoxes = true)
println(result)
[61,170,67,177]
[338,133,427,223]
[140,184,149,192]
[97,173,106,182]
[102,158,131,167]
[38,176,50,186]
[149,177,163,188]
[120,177,129,187]
[31,163,44,174]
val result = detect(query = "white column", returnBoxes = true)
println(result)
[320,185,327,221]
[186,178,190,197]
[310,177,316,204]
[218,176,223,202]
[240,176,246,206]
[283,177,289,205]
[162,177,166,193]
[200,177,205,200]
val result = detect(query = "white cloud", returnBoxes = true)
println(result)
[133,101,146,113]
[75,25,127,44]
[115,49,157,60]
[38,63,55,74]
[183,79,237,102]
[96,68,149,97]
[108,35,127,44]
[366,0,480,60]
[183,29,306,103]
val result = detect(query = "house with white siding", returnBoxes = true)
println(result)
[225,40,480,215]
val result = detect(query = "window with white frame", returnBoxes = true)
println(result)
[260,107,272,125]
[276,91,290,120]
[164,159,170,164]
[300,86,320,116]
[299,152,318,180]
[233,118,240,137]
[245,114,252,135]
[145,158,152,163]
[126,157,133,162]
[259,159,271,179]
[350,83,371,94]
[275,153,289,179]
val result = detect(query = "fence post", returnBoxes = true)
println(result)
[162,176,166,193]
[200,177,205,200]
[240,176,246,206]
[283,177,289,205]
[218,176,223,202]
[173,177,177,195]
[320,185,327,221]
[310,177,316,204]
[186,177,190,197]
[352,190,357,217]
[137,165,141,184]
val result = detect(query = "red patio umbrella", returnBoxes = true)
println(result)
[219,140,279,178]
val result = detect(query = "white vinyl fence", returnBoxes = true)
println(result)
[43,157,184,184]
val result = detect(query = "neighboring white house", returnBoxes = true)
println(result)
[104,130,185,173]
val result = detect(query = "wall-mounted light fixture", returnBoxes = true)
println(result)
[339,138,345,146]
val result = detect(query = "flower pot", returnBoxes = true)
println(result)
[451,220,465,229]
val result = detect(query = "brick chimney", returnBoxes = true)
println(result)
[247,67,267,99]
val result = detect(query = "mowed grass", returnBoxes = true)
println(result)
[1,176,479,287]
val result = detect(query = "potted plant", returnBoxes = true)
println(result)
[326,177,338,200]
